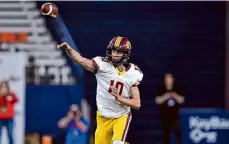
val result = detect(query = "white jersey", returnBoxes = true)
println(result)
[92,56,143,118]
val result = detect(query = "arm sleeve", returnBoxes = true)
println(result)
[133,72,143,87]
[131,64,143,87]
[91,56,107,73]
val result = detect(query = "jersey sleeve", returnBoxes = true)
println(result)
[132,65,143,87]
[91,56,108,72]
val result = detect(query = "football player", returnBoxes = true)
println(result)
[57,36,143,144]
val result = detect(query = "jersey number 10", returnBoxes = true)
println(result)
[108,80,124,96]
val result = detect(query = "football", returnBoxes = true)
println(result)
[40,3,58,18]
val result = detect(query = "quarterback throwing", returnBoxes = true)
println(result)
[57,36,143,144]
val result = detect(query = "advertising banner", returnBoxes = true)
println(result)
[180,109,229,144]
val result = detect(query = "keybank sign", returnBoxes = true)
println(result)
[189,116,229,143]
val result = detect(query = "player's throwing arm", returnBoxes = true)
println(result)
[57,42,96,72]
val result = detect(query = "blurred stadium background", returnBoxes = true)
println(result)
[0,1,228,144]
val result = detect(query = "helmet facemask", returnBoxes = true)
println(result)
[106,36,132,65]
[106,47,130,65]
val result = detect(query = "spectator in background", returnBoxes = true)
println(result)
[0,80,18,144]
[58,104,89,144]
[155,73,185,144]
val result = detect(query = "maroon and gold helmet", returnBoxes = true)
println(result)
[106,36,132,64]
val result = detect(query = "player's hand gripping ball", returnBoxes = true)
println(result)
[41,3,58,18]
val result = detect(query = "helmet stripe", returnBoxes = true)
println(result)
[114,36,123,47]
[126,41,131,49]
[111,37,117,45]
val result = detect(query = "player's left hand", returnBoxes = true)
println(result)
[110,87,127,107]
[110,86,120,101]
